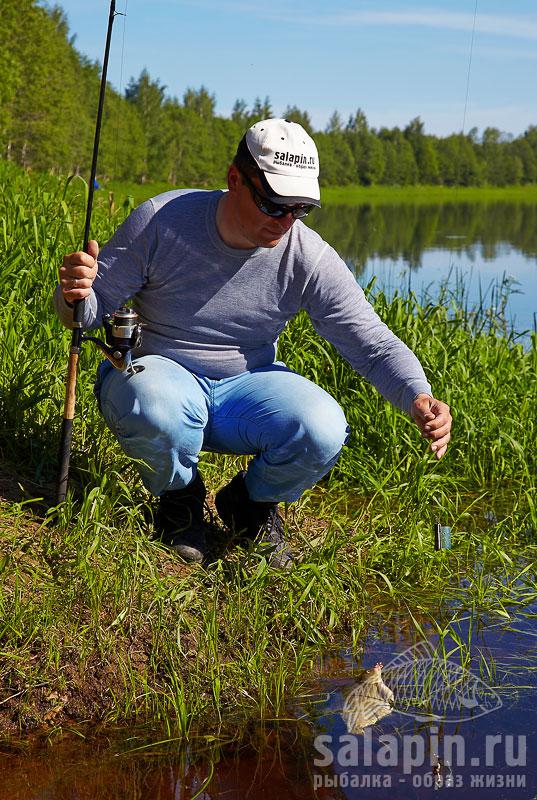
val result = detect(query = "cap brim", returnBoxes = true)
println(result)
[259,171,321,207]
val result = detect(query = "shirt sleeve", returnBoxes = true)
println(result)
[53,199,157,330]
[302,243,432,414]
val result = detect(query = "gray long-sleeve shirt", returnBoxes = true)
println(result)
[54,189,432,413]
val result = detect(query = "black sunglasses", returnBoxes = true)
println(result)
[240,171,314,219]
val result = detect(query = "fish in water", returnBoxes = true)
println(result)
[342,663,394,735]
[382,641,503,723]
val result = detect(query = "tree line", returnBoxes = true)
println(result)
[3,1,537,188]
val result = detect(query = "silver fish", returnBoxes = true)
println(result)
[342,663,394,735]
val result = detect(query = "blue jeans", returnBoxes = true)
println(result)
[94,356,350,501]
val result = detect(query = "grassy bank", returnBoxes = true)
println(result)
[104,179,537,209]
[321,183,537,205]
[0,161,536,736]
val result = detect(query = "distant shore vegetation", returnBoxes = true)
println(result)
[3,1,537,189]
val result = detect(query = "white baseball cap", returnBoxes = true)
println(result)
[244,118,321,207]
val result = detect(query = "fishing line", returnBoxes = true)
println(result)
[113,0,129,183]
[446,0,478,300]
[430,4,479,549]
[461,0,478,138]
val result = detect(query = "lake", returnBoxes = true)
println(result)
[308,201,537,335]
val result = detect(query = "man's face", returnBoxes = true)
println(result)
[227,166,296,248]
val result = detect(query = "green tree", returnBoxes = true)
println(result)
[100,91,146,181]
[2,2,535,189]
[231,99,249,132]
[503,151,524,185]
[250,96,273,123]
[67,55,99,177]
[437,134,483,186]
[125,69,168,181]
[183,85,216,120]
[0,0,29,159]
[379,138,398,185]
[523,126,537,163]
[162,103,215,186]
[7,3,80,171]
[326,111,343,134]
[514,130,537,183]
[343,110,385,185]
[404,117,440,184]
[346,109,368,134]
[210,116,242,184]
[377,128,418,185]
[281,105,313,134]
[482,127,506,185]
[314,132,355,186]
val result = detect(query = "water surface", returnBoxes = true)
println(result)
[308,201,537,334]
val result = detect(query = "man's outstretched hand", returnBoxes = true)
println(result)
[411,394,452,459]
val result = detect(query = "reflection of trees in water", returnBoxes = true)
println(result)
[0,723,346,800]
[307,203,537,276]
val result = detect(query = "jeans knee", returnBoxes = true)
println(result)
[295,401,349,464]
[100,369,207,448]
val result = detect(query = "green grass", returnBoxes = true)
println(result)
[321,184,537,205]
[104,181,537,206]
[0,160,536,737]
[104,180,537,210]
[105,180,180,208]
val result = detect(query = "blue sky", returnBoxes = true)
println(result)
[54,1,537,136]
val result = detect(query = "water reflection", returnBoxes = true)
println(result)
[308,202,537,333]
[0,724,343,800]
[308,202,537,270]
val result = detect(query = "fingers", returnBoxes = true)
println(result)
[60,240,99,303]
[422,422,451,458]
[430,431,451,459]
[423,413,450,433]
[412,393,436,424]
[60,267,96,302]
[423,420,451,439]
[86,239,99,260]
[411,394,452,459]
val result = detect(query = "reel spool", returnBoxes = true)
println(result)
[83,306,144,374]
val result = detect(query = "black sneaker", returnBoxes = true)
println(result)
[155,473,209,563]
[215,471,294,570]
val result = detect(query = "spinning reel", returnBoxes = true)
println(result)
[83,306,144,375]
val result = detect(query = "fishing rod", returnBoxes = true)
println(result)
[56,0,142,505]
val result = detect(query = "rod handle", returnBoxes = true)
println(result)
[56,344,80,504]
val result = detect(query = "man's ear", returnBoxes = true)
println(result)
[227,164,241,192]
